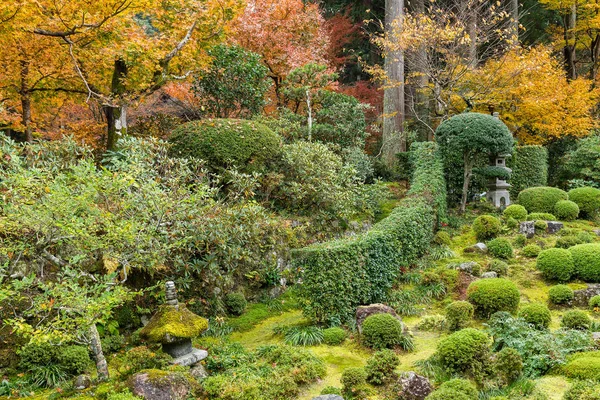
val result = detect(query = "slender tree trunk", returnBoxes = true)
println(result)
[89,324,109,381]
[460,154,473,213]
[382,0,405,167]
[105,58,128,151]
[468,10,478,67]
[591,34,600,82]
[412,0,431,140]
[19,60,33,142]
[510,0,519,45]
[564,5,577,80]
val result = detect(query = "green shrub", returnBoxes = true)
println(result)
[341,367,367,395]
[505,217,518,230]
[526,212,557,221]
[513,234,527,248]
[568,187,600,218]
[548,285,574,305]
[517,187,568,213]
[473,215,502,241]
[522,244,541,258]
[224,293,247,316]
[168,119,282,173]
[365,349,400,385]
[518,303,552,329]
[563,379,600,400]
[18,343,90,387]
[487,238,513,259]
[426,388,474,400]
[554,200,580,221]
[439,379,478,399]
[494,347,523,384]
[437,328,490,373]
[446,301,474,331]
[101,334,126,354]
[320,386,343,395]
[503,205,528,221]
[556,235,586,249]
[535,220,548,233]
[434,231,452,246]
[417,314,447,331]
[570,244,600,282]
[467,278,520,317]
[322,327,346,346]
[107,391,143,400]
[362,314,409,350]
[536,248,574,282]
[562,310,591,330]
[508,146,548,198]
[562,351,600,380]
[488,260,509,276]
[111,346,171,377]
[590,295,600,312]
[57,346,90,375]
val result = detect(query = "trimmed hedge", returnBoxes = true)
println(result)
[536,248,574,282]
[518,303,551,329]
[570,243,600,282]
[361,313,406,349]
[294,142,446,324]
[562,351,600,381]
[503,204,527,221]
[568,187,600,218]
[436,328,490,373]
[487,238,513,259]
[508,146,548,198]
[548,285,574,305]
[472,215,502,241]
[446,301,474,331]
[466,278,520,317]
[554,200,580,221]
[526,212,557,221]
[561,310,591,330]
[517,186,568,213]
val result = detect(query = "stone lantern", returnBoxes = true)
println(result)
[486,154,512,208]
[139,281,208,366]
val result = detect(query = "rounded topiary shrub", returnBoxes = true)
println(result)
[590,295,600,312]
[436,328,490,373]
[361,314,405,350]
[487,238,513,259]
[341,367,367,395]
[561,310,591,330]
[467,278,520,317]
[548,285,574,305]
[323,327,346,345]
[526,212,557,221]
[168,119,282,172]
[534,220,548,233]
[562,352,600,381]
[554,200,580,221]
[518,303,551,329]
[427,388,475,400]
[472,215,502,241]
[503,204,527,221]
[364,349,400,385]
[445,301,474,331]
[521,244,541,258]
[570,243,600,282]
[437,379,478,399]
[568,187,600,218]
[536,248,574,282]
[517,186,568,213]
[488,259,508,276]
[224,292,247,316]
[494,347,523,384]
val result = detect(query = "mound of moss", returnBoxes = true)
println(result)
[139,305,208,344]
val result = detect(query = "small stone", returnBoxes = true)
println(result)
[547,221,564,234]
[356,304,404,335]
[74,374,91,390]
[573,284,600,307]
[129,370,196,400]
[594,229,600,236]
[481,271,498,279]
[396,372,433,400]
[189,364,209,380]
[457,261,479,275]
[592,332,600,342]
[312,396,344,400]
[473,243,488,252]
[519,221,535,239]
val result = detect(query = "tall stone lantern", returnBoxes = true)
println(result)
[486,154,512,208]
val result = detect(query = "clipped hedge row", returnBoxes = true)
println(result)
[509,146,548,198]
[294,142,446,324]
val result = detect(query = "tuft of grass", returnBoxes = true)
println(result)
[284,326,324,346]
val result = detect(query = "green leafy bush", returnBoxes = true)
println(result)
[522,244,541,258]
[320,386,342,395]
[536,248,574,282]
[548,285,574,305]
[554,200,580,221]
[111,346,171,378]
[526,212,557,221]
[362,314,410,350]
[508,146,548,198]
[561,310,591,330]
[224,293,247,316]
[365,349,400,385]
[439,379,478,399]
[488,260,509,276]
[168,119,282,173]
[322,327,346,346]
[487,238,513,259]
[436,328,490,373]
[563,379,600,400]
[467,278,520,317]
[473,215,502,241]
[494,347,523,384]
[562,351,600,380]
[446,301,474,331]
[503,205,528,221]
[570,244,600,282]
[18,343,90,387]
[341,367,367,396]
[568,187,600,218]
[513,234,527,248]
[556,235,587,249]
[426,388,475,400]
[56,346,90,375]
[518,303,552,329]
[517,187,568,213]
[590,295,600,312]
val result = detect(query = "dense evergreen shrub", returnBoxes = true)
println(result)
[517,187,568,213]
[294,142,445,324]
[437,379,478,399]
[494,347,523,384]
[488,259,509,276]
[467,278,520,317]
[570,243,600,282]
[472,215,502,241]
[526,212,557,221]
[322,327,346,345]
[487,238,513,259]
[554,200,580,221]
[521,244,541,258]
[341,367,367,396]
[446,301,474,331]
[111,346,172,378]
[18,343,90,387]
[320,386,343,396]
[536,248,574,282]
[518,303,552,329]
[503,204,528,221]
[548,285,574,305]
[563,352,600,381]
[168,119,282,172]
[365,349,400,384]
[562,310,591,330]
[556,235,588,249]
[563,379,600,400]
[224,293,247,316]
[362,314,407,350]
[426,388,475,400]
[436,328,490,373]
[568,187,600,218]
[508,146,548,198]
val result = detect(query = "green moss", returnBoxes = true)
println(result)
[139,305,208,343]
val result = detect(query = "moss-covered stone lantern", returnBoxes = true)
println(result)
[140,281,208,366]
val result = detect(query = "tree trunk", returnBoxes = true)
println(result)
[591,34,600,82]
[382,0,405,167]
[460,154,473,213]
[89,324,109,381]
[306,89,312,141]
[468,10,478,67]
[412,0,430,140]
[564,5,577,80]
[510,0,519,45]
[19,60,33,142]
[105,58,128,151]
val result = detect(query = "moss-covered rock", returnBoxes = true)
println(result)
[128,369,199,400]
[139,305,208,344]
